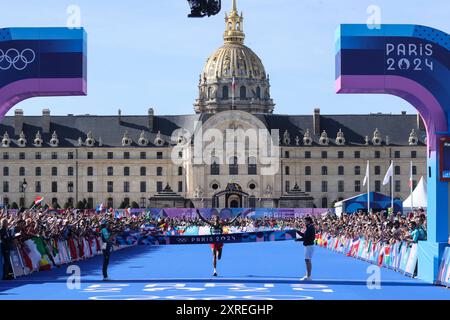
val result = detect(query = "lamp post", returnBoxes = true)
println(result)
[22,178,27,209]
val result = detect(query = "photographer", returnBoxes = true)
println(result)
[0,218,14,280]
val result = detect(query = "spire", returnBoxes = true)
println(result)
[224,0,245,44]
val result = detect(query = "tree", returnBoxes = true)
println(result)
[52,202,61,209]
[119,201,126,209]
[76,201,85,210]
[64,202,70,210]
[11,202,19,209]
[131,201,140,209]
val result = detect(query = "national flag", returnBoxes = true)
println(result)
[124,207,130,216]
[34,196,44,205]
[363,161,369,186]
[408,161,413,189]
[95,203,104,213]
[114,210,122,219]
[383,161,393,185]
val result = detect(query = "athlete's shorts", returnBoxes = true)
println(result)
[210,242,224,250]
[304,245,314,260]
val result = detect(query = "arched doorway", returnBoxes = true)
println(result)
[212,182,249,208]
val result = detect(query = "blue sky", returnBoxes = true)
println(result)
[2,0,449,117]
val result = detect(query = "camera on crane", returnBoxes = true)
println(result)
[187,0,221,18]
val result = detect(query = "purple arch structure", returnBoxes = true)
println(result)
[336,24,450,283]
[0,27,87,120]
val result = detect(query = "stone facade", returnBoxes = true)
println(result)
[0,1,427,210]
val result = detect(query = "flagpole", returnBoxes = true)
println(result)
[410,161,414,211]
[391,160,394,214]
[367,160,370,214]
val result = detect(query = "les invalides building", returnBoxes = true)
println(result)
[0,1,426,210]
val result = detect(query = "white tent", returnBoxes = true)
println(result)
[403,176,427,209]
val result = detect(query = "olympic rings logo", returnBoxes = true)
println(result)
[0,48,36,71]
[176,238,188,243]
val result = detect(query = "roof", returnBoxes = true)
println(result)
[0,112,425,148]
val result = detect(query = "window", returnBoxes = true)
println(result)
[3,181,9,193]
[107,167,114,176]
[3,152,8,160]
[35,167,42,176]
[375,180,381,192]
[412,166,417,175]
[141,167,147,176]
[248,157,257,175]
[285,166,290,175]
[355,180,361,192]
[413,180,418,189]
[35,152,41,160]
[140,181,146,193]
[305,181,311,192]
[321,181,328,192]
[107,198,113,209]
[87,181,93,193]
[87,152,93,159]
[321,151,327,159]
[354,151,360,158]
[178,151,183,159]
[338,180,345,192]
[375,151,381,158]
[305,166,311,175]
[178,167,183,176]
[67,181,74,193]
[321,197,328,208]
[68,152,74,159]
[3,167,9,176]
[19,152,25,160]
[87,198,94,209]
[249,196,256,208]
[211,159,220,175]
[87,167,94,176]
[355,166,361,175]
[51,152,58,160]
[240,86,246,99]
[140,152,146,159]
[338,151,344,159]
[285,181,290,192]
[124,167,130,176]
[395,166,401,175]
[284,151,290,158]
[338,166,344,175]
[68,167,74,176]
[229,156,238,175]
[157,152,163,159]
[51,198,58,207]
[107,181,114,193]
[411,151,417,158]
[107,152,113,159]
[394,151,401,158]
[156,181,163,192]
[52,181,58,193]
[375,166,381,175]
[35,181,41,193]
[256,87,261,99]
[51,167,58,176]
[124,181,130,193]
[18,166,25,176]
[156,167,163,176]
[124,152,130,159]
[222,86,229,100]
[321,166,328,175]
[178,181,183,192]
[139,197,146,208]
[305,151,311,159]
[395,180,401,192]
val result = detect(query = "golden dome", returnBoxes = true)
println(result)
[195,0,274,114]
[203,43,266,80]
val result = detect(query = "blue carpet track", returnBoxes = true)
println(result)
[0,241,449,300]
